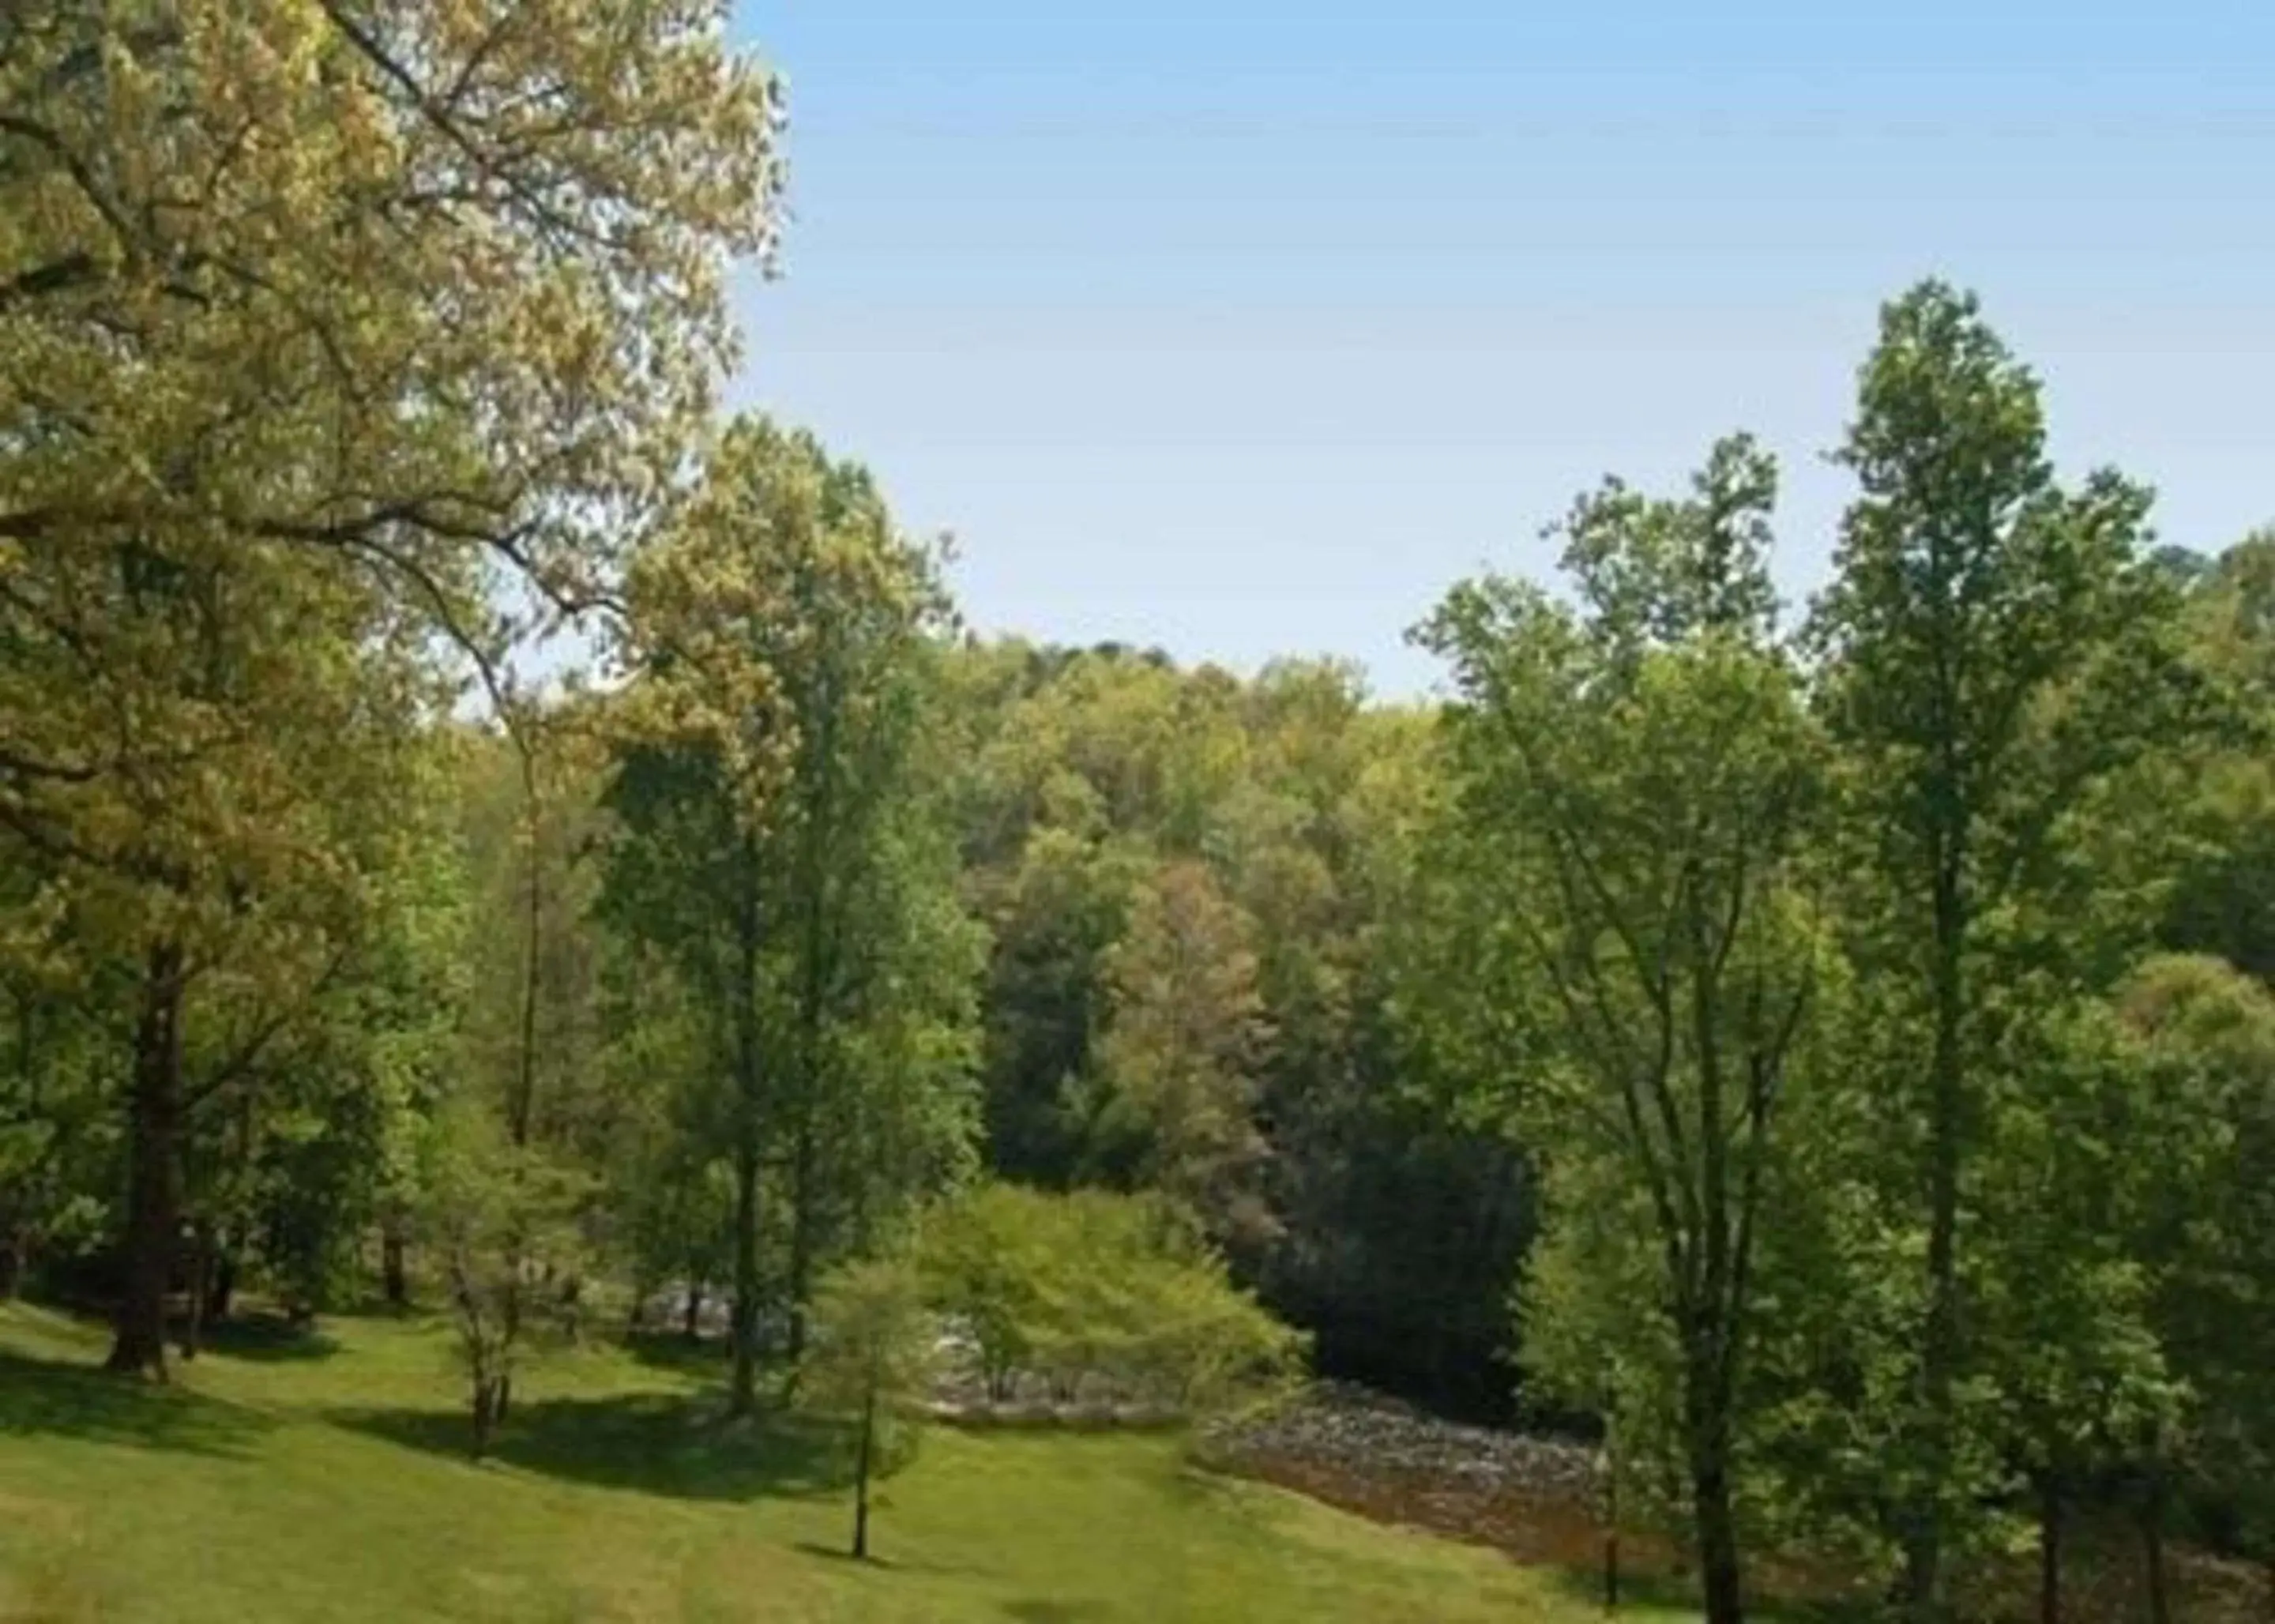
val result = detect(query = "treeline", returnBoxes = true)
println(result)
[5,11,2275,1624]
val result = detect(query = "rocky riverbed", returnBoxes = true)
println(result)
[1200,1382,1626,1573]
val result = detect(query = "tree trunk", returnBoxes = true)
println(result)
[728,849,765,1419]
[852,1381,875,1560]
[512,744,543,1151]
[206,1248,235,1323]
[0,1229,24,1300]
[684,1282,704,1342]
[382,1220,408,1309]
[729,1135,761,1415]
[1603,1421,1622,1615]
[786,1129,814,1369]
[1690,1449,1745,1624]
[470,1375,497,1459]
[2142,1468,2171,1624]
[177,1218,214,1362]
[107,944,186,1381]
[2038,1472,2062,1624]
[1906,855,1967,1624]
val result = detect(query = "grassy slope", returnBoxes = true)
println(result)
[0,1303,1690,1623]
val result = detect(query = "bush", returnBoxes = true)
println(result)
[919,1183,1306,1416]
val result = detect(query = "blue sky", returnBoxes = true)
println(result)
[724,2,2275,696]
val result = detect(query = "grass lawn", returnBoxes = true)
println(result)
[0,1301,1694,1622]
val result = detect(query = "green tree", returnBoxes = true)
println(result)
[799,1255,938,1561]
[3,0,782,1378]
[602,416,980,1413]
[1078,859,1276,1246]
[2,0,783,625]
[1969,1002,2179,1624]
[417,1102,588,1458]
[2116,955,2275,1608]
[1418,435,1820,1624]
[2160,534,2275,980]
[1807,280,2195,1615]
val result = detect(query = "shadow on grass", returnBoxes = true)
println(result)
[788,1537,1000,1584]
[0,1348,276,1459]
[790,1539,870,1565]
[199,1313,340,1363]
[329,1391,852,1502]
[1543,1559,1698,1616]
[1541,1558,1853,1623]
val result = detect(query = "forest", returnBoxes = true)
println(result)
[4,7,2274,1624]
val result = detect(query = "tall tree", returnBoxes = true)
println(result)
[1807,280,2194,1615]
[0,531,450,1376]
[1078,859,1276,1248]
[602,415,979,1413]
[1418,435,1820,1624]
[3,0,783,1377]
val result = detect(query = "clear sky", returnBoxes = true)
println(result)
[724,2,2275,697]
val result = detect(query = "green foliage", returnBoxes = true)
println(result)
[2115,955,2275,1554]
[799,1255,939,1482]
[914,1182,1040,1400]
[919,1184,1307,1416]
[416,1103,592,1454]
[946,644,1528,1413]
[1807,280,2202,1608]
[598,415,983,1408]
[1077,859,1276,1246]
[1417,434,1822,1619]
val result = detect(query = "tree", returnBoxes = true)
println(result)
[1969,1002,2179,1624]
[602,415,980,1414]
[417,1102,588,1458]
[0,535,457,1377]
[919,1182,1048,1400]
[2,1,783,626]
[799,1255,938,1561]
[2160,534,2275,980]
[596,941,735,1336]
[2,0,783,1378]
[2115,956,2275,1611]
[1417,435,1820,1624]
[1078,859,1276,1247]
[944,639,1536,1415]
[1807,280,2195,1616]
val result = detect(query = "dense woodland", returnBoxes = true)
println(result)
[4,7,2274,1624]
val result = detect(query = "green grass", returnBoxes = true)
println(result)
[0,1301,1695,1623]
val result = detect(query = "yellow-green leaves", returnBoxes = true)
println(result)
[4,0,784,627]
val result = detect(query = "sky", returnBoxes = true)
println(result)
[724,1,2275,697]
